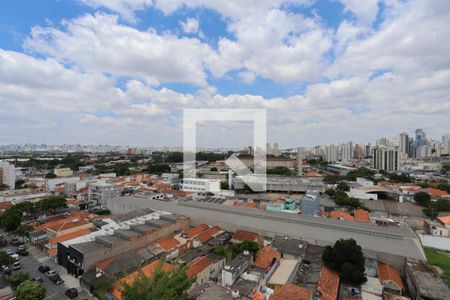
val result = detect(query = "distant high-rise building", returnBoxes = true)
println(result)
[273,143,279,157]
[326,145,338,162]
[408,137,415,158]
[415,129,426,148]
[399,133,409,157]
[442,134,450,155]
[373,147,400,172]
[266,143,273,155]
[341,142,353,162]
[377,138,389,146]
[417,145,432,159]
[353,144,364,159]
[0,161,16,190]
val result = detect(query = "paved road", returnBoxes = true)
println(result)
[1,232,93,300]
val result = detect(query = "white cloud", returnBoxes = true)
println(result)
[24,13,214,87]
[338,0,380,26]
[180,18,199,34]
[79,0,153,22]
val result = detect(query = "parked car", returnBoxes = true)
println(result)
[65,288,78,298]
[45,270,57,278]
[38,265,50,273]
[17,245,26,251]
[2,266,11,276]
[16,249,29,256]
[12,262,20,270]
[50,274,64,285]
[0,239,7,247]
[32,277,43,283]
[10,239,23,246]
[10,254,19,261]
[5,249,12,255]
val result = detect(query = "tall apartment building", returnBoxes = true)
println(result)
[442,134,450,155]
[273,143,279,157]
[88,181,120,207]
[415,129,426,148]
[0,161,16,190]
[373,147,400,172]
[399,132,409,158]
[325,145,338,162]
[341,142,353,162]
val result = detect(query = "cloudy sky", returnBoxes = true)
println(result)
[0,0,449,148]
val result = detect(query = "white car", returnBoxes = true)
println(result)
[45,270,57,278]
[5,249,12,255]
[12,262,20,270]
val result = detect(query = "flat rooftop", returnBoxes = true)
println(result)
[111,197,426,260]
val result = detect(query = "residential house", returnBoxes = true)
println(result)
[267,259,300,292]
[354,209,370,223]
[271,236,307,260]
[222,251,253,287]
[231,230,258,244]
[110,260,174,300]
[316,266,340,300]
[378,263,404,295]
[253,246,280,272]
[405,261,450,300]
[270,284,312,300]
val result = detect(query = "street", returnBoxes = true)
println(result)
[1,232,93,300]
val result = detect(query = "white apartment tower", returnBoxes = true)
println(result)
[373,147,400,172]
[442,134,450,155]
[0,161,16,190]
[273,143,279,157]
[326,145,338,162]
[341,142,353,162]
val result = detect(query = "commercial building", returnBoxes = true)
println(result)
[373,147,400,172]
[233,175,324,193]
[301,190,320,216]
[54,167,74,177]
[88,181,120,207]
[182,178,221,194]
[57,209,189,277]
[107,197,426,261]
[399,133,409,158]
[0,161,15,190]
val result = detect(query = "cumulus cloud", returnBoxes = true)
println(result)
[24,13,214,87]
[1,0,449,146]
[79,0,153,22]
[180,18,199,34]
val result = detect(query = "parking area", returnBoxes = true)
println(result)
[1,232,94,300]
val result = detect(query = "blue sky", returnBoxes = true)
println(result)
[0,0,449,147]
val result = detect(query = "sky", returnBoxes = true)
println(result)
[0,0,449,148]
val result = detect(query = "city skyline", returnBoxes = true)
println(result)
[1,0,449,147]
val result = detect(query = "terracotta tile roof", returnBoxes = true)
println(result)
[96,256,117,271]
[330,211,354,222]
[254,246,281,270]
[46,219,90,232]
[49,228,91,245]
[270,284,312,300]
[156,236,179,251]
[112,260,174,300]
[197,226,221,243]
[438,215,450,225]
[253,290,265,300]
[0,201,13,209]
[184,224,209,238]
[354,209,370,223]
[304,171,322,177]
[426,188,450,198]
[317,266,340,300]
[232,230,258,242]
[378,263,404,289]
[186,256,212,278]
[48,248,57,257]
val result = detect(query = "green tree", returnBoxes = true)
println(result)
[44,172,56,179]
[10,272,30,289]
[121,262,194,300]
[0,184,9,191]
[37,196,67,214]
[325,189,336,197]
[15,179,26,189]
[336,182,350,192]
[146,164,171,175]
[0,250,13,266]
[15,280,46,300]
[267,167,293,176]
[436,183,450,193]
[231,241,259,260]
[322,239,366,285]
[0,207,22,231]
[414,192,431,207]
